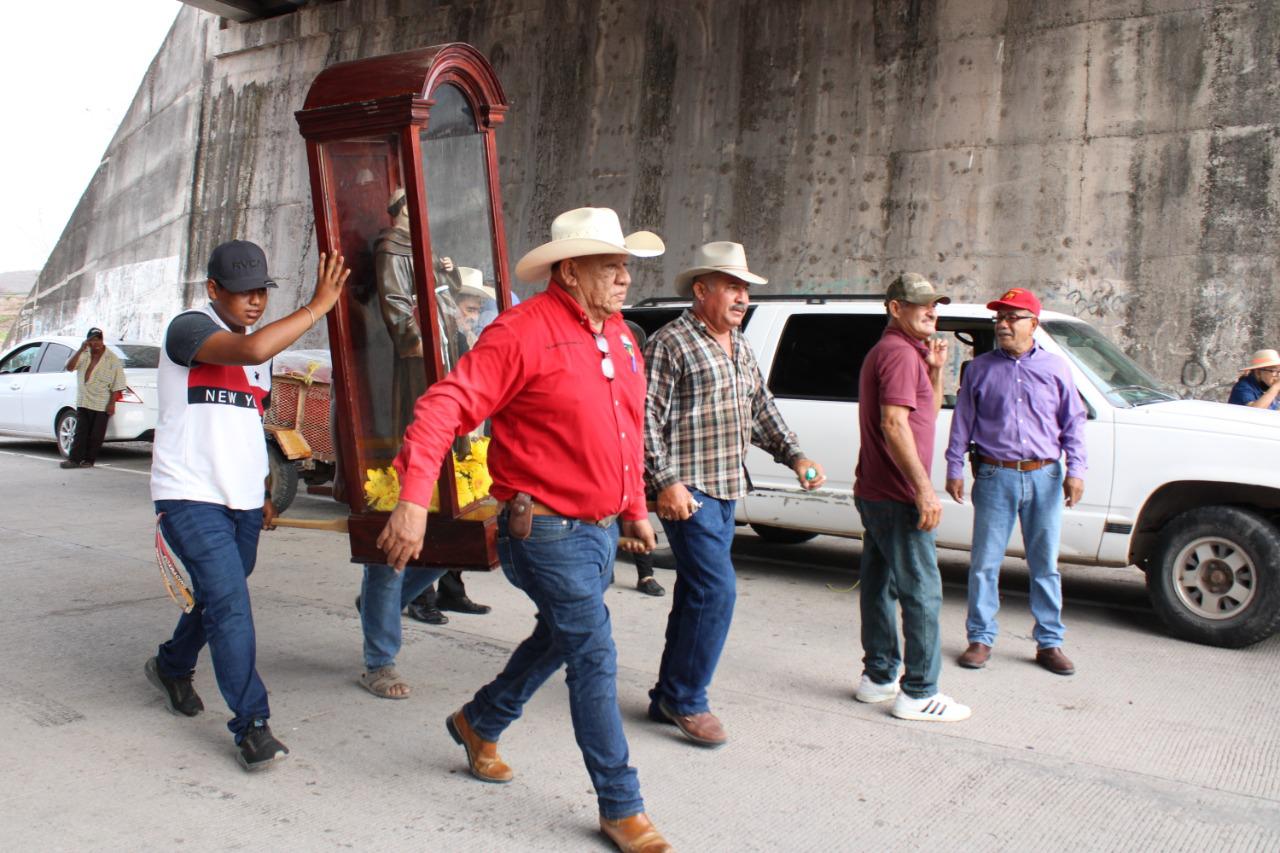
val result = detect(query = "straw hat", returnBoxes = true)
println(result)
[1242,348,1280,374]
[514,207,664,282]
[674,241,767,297]
[455,266,496,302]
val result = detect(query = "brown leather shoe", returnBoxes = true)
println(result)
[600,813,674,853]
[1036,646,1075,676]
[958,642,991,669]
[658,700,727,747]
[445,710,513,783]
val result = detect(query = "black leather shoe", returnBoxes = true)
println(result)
[636,577,665,597]
[438,594,491,615]
[59,460,80,469]
[406,602,449,625]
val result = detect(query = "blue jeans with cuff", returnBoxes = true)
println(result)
[360,563,447,670]
[966,461,1066,649]
[650,489,737,717]
[461,513,643,820]
[154,499,269,742]
[855,496,943,700]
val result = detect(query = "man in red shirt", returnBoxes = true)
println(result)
[853,273,971,723]
[376,207,672,853]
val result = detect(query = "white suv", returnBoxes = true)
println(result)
[626,297,1280,649]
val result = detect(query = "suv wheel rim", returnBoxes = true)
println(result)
[58,415,76,455]
[1172,536,1256,621]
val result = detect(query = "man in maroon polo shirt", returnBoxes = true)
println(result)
[852,273,971,723]
[376,207,673,852]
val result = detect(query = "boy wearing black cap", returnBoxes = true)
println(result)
[145,240,347,770]
[61,326,127,468]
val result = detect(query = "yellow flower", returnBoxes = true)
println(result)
[363,439,494,514]
[363,466,400,512]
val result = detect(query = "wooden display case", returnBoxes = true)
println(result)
[295,44,510,568]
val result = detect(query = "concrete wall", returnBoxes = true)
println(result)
[14,0,1280,399]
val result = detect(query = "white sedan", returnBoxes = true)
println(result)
[0,335,159,457]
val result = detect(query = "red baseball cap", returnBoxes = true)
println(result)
[986,287,1042,317]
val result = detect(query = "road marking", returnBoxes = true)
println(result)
[0,448,151,475]
[94,464,150,476]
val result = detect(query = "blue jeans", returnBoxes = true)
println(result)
[855,497,942,700]
[154,499,269,742]
[650,489,737,716]
[360,563,447,669]
[462,514,643,820]
[967,461,1066,649]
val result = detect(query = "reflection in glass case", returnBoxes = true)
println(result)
[296,44,511,568]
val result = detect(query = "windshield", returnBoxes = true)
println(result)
[1041,320,1177,407]
[109,344,160,369]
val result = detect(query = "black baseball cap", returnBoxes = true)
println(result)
[207,240,278,292]
[85,327,103,339]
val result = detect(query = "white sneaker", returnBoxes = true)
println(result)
[892,692,971,722]
[854,674,900,704]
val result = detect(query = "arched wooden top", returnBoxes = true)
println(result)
[297,43,508,137]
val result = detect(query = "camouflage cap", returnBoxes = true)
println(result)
[885,272,950,306]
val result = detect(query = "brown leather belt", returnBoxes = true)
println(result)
[976,455,1055,472]
[501,499,619,529]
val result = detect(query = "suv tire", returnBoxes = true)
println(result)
[1147,506,1280,648]
[749,523,818,545]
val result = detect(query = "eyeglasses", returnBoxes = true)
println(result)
[594,334,615,381]
[994,313,1036,324]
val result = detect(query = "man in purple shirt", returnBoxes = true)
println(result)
[944,288,1087,676]
[853,273,970,723]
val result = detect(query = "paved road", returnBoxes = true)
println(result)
[2,438,1278,851]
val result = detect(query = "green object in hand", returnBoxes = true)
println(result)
[805,466,818,481]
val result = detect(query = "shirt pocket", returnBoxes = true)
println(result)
[1023,373,1061,415]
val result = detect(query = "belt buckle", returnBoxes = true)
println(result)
[595,514,618,529]
[1016,459,1032,472]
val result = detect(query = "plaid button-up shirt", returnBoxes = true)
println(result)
[76,349,127,411]
[644,309,804,500]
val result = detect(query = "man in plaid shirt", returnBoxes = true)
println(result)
[643,241,826,748]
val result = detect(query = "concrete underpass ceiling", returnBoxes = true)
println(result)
[178,0,311,23]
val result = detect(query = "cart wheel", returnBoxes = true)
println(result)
[268,443,299,514]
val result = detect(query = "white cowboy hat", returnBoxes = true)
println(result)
[674,241,768,297]
[1242,348,1280,374]
[514,207,664,282]
[455,266,496,302]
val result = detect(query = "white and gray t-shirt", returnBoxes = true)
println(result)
[149,303,273,510]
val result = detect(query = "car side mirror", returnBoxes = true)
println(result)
[1081,390,1096,420]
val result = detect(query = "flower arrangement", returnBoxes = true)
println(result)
[362,436,492,513]
[363,465,401,512]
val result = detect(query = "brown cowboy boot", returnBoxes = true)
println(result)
[445,709,513,783]
[600,813,674,853]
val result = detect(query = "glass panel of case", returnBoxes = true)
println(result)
[417,82,499,511]
[325,134,409,498]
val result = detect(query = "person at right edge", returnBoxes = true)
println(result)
[376,206,673,853]
[945,287,1086,676]
[145,241,348,770]
[853,273,970,722]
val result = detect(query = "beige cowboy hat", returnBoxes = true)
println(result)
[455,266,496,302]
[1242,348,1280,374]
[674,241,768,297]
[514,207,665,282]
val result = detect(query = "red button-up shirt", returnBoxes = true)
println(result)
[394,280,648,522]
